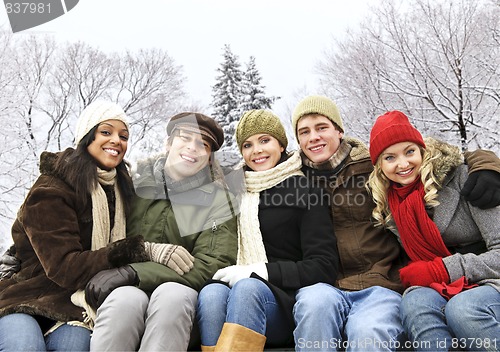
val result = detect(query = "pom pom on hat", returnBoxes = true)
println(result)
[236,110,288,152]
[369,110,425,165]
[292,95,344,137]
[75,101,128,146]
[167,112,224,151]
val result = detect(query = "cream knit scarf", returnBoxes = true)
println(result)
[68,167,126,331]
[91,168,126,249]
[237,151,304,265]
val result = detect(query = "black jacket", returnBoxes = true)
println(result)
[254,175,339,341]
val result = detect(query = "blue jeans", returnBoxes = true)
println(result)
[402,285,500,352]
[0,313,90,351]
[293,283,404,351]
[196,278,290,346]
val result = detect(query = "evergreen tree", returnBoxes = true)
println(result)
[240,56,280,111]
[211,46,281,167]
[211,44,244,152]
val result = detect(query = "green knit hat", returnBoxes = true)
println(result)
[236,109,288,152]
[292,95,344,138]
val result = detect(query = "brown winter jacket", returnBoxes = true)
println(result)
[0,149,147,324]
[303,138,405,293]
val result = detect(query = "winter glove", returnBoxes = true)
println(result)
[399,257,450,288]
[144,242,195,275]
[212,263,268,287]
[461,170,500,209]
[0,246,21,280]
[85,265,138,310]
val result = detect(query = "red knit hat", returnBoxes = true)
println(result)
[369,110,425,165]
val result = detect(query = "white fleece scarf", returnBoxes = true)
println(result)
[237,151,304,265]
[68,167,126,331]
[91,168,126,249]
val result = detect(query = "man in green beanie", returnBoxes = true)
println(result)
[290,95,500,351]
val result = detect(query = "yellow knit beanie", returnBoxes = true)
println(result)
[236,110,288,152]
[291,95,344,138]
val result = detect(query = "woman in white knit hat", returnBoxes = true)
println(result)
[88,112,238,352]
[196,109,339,351]
[0,101,150,351]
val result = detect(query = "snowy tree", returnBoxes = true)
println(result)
[317,0,500,153]
[0,31,186,251]
[211,47,281,166]
[210,45,245,167]
[240,56,280,111]
[211,44,244,153]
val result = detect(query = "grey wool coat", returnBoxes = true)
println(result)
[392,138,500,291]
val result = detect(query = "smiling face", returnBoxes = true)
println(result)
[87,119,129,170]
[379,141,423,186]
[164,129,211,181]
[241,133,284,171]
[297,114,343,163]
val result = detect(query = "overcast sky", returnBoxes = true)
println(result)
[1,0,371,111]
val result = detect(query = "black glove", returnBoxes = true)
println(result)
[461,170,500,209]
[85,265,138,310]
[0,245,21,280]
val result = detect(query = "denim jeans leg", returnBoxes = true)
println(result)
[45,323,91,351]
[401,286,452,351]
[0,313,46,351]
[446,285,500,352]
[293,283,346,352]
[226,278,290,345]
[346,286,403,352]
[197,283,231,346]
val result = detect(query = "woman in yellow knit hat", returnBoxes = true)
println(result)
[196,109,339,351]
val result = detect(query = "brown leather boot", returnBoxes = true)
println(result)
[214,322,266,352]
[201,346,216,351]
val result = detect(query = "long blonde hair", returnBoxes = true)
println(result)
[367,143,443,229]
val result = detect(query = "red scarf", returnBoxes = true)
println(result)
[388,178,451,261]
[389,178,476,298]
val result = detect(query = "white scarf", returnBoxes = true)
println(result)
[69,167,126,330]
[91,168,126,249]
[237,151,304,265]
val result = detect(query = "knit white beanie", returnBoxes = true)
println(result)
[74,101,129,146]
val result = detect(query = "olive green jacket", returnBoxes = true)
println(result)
[127,154,238,293]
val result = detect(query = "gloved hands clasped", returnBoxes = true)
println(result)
[399,257,450,288]
[85,265,138,310]
[144,242,195,275]
[212,263,268,287]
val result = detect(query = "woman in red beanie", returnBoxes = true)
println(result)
[367,110,500,351]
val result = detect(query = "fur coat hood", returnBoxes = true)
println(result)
[423,137,464,186]
[344,136,371,162]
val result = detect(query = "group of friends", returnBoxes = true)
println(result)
[0,95,499,352]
